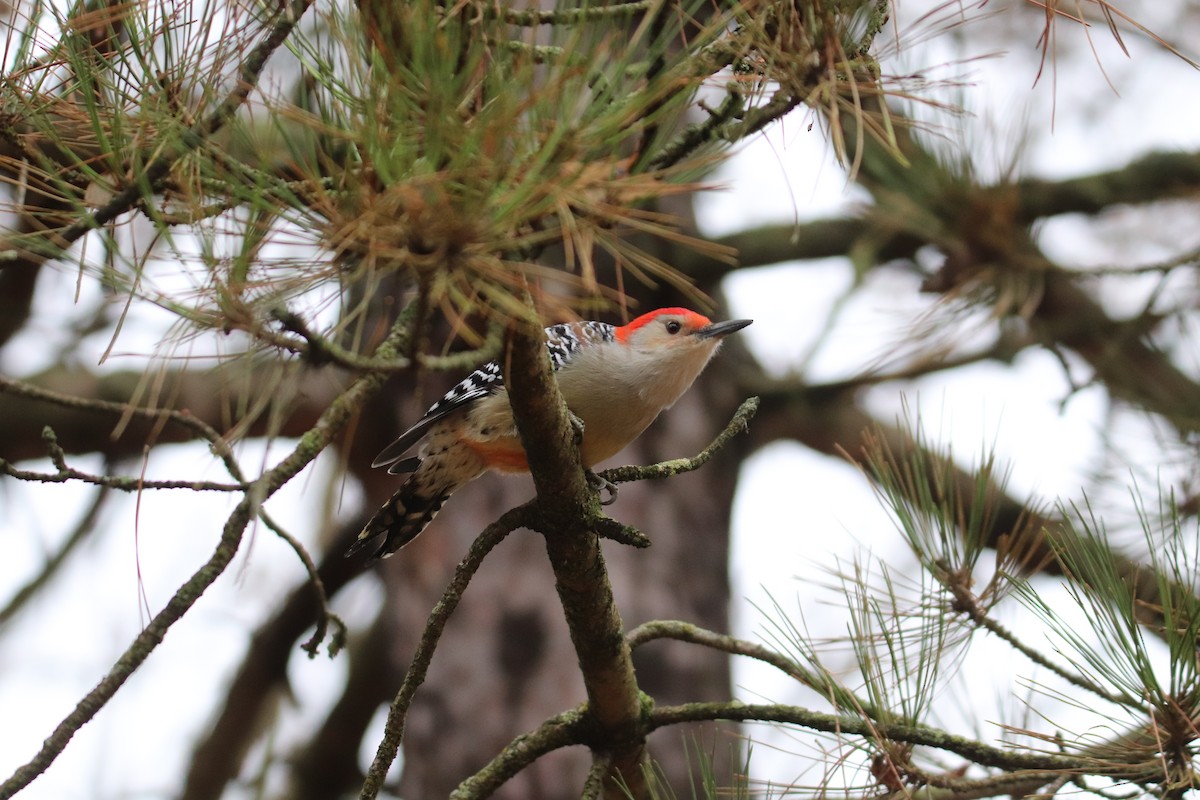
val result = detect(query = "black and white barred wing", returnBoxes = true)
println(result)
[370,320,616,473]
[371,361,504,472]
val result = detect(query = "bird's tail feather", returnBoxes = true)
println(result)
[346,482,450,560]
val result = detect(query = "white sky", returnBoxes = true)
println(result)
[4,1,1200,796]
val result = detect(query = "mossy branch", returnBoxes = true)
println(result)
[626,619,882,718]
[646,702,1089,774]
[450,707,590,800]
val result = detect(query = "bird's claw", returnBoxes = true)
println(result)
[568,410,586,446]
[586,470,618,506]
[570,414,614,504]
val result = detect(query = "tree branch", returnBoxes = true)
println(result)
[0,366,338,466]
[0,426,245,491]
[671,149,1200,286]
[501,318,648,799]
[647,702,1092,775]
[450,707,589,800]
[626,620,881,715]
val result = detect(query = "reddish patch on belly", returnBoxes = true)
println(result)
[465,438,530,473]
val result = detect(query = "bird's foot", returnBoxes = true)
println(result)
[586,470,618,506]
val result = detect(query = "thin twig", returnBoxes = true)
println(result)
[257,511,346,658]
[1060,244,1200,276]
[599,396,758,486]
[269,307,504,373]
[0,457,245,492]
[270,308,411,370]
[5,425,244,491]
[0,374,240,480]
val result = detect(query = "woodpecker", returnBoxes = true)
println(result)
[347,307,752,559]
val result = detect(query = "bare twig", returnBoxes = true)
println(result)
[599,396,758,486]
[256,511,346,658]
[625,619,880,715]
[0,427,245,491]
[0,374,240,479]
[0,457,244,492]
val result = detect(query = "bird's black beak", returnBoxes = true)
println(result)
[694,318,753,340]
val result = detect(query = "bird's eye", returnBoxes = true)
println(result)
[664,320,682,335]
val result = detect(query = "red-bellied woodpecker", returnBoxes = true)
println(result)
[347,307,752,559]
